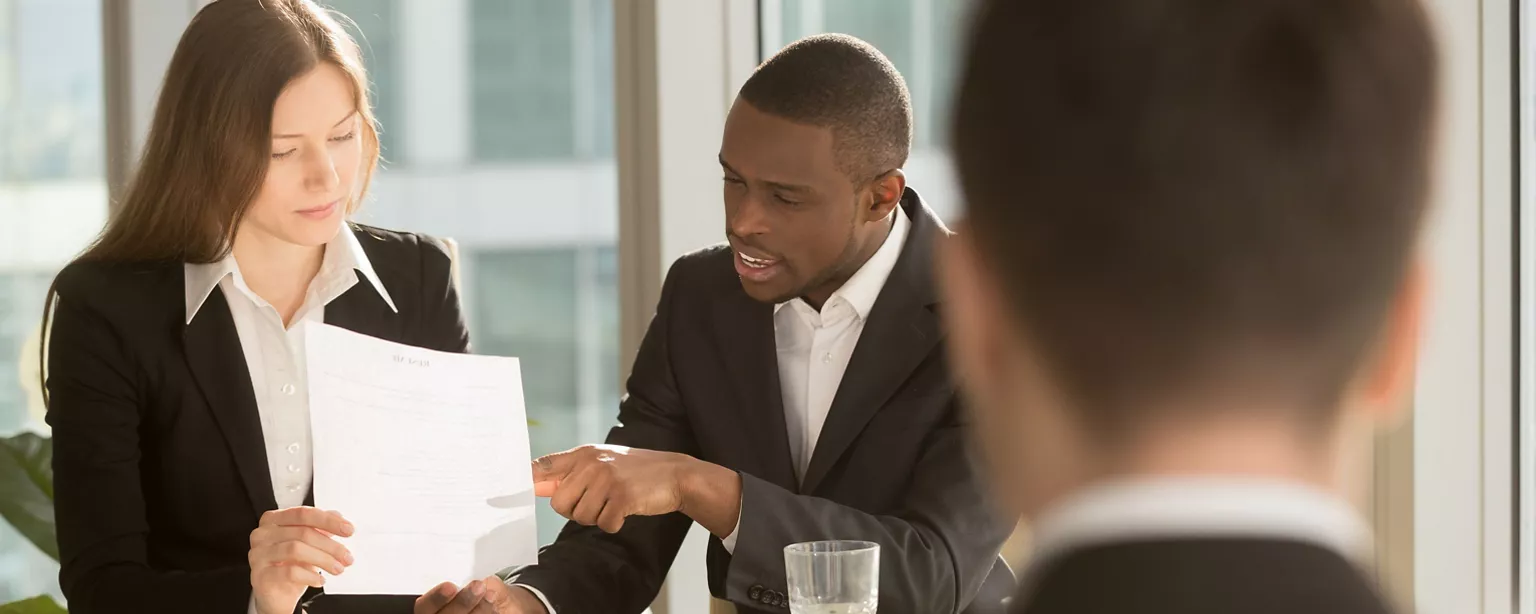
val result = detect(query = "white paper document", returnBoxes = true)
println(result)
[305,322,537,595]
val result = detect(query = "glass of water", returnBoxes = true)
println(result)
[783,540,879,614]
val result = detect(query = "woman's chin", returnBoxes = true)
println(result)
[282,216,346,247]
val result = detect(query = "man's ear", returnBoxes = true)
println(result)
[865,169,907,222]
[1358,258,1426,427]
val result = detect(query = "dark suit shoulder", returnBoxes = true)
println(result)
[664,243,737,293]
[1018,539,1393,614]
[350,222,448,263]
[349,223,455,289]
[53,259,182,316]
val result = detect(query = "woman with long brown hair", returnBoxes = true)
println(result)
[42,1,467,612]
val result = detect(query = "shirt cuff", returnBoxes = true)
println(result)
[513,583,557,614]
[722,488,746,554]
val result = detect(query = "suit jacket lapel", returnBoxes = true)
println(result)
[800,193,945,495]
[183,288,277,516]
[325,229,401,339]
[713,290,799,492]
[323,273,391,337]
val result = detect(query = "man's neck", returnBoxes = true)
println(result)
[800,211,897,311]
[1097,414,1346,491]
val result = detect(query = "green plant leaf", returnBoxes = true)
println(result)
[0,595,67,614]
[0,432,57,561]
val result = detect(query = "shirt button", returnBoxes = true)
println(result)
[822,352,833,364]
[287,464,301,473]
[287,443,301,454]
[281,383,296,395]
[288,485,301,493]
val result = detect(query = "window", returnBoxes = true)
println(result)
[470,0,574,160]
[333,0,619,547]
[471,246,620,461]
[468,0,614,162]
[761,0,976,221]
[0,0,106,603]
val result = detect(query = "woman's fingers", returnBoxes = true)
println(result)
[258,506,355,537]
[251,537,349,576]
[251,525,354,566]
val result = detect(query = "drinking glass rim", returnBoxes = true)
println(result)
[783,540,881,555]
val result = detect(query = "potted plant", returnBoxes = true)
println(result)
[0,431,65,613]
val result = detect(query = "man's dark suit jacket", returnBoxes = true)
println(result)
[1011,538,1395,614]
[513,190,1015,613]
[46,225,467,614]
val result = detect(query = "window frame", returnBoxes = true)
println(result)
[1412,0,1521,612]
[1516,0,1535,611]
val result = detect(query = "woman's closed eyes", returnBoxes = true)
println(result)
[271,130,357,160]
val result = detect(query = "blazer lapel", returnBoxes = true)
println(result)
[322,273,393,338]
[713,290,799,492]
[800,194,945,495]
[324,229,402,339]
[183,288,277,516]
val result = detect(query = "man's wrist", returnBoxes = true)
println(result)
[678,457,743,537]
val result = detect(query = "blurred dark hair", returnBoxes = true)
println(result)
[952,0,1438,428]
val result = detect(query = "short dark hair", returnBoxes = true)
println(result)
[952,0,1438,427]
[740,33,913,182]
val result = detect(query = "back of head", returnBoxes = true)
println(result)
[86,0,377,265]
[952,0,1438,430]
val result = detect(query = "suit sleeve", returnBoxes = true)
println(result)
[725,397,1012,614]
[507,259,698,613]
[416,235,472,354]
[46,275,252,613]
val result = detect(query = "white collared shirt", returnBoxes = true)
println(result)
[775,205,909,481]
[186,228,396,614]
[721,205,910,553]
[1021,476,1372,598]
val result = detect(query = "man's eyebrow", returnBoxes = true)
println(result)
[718,155,812,192]
[765,181,811,193]
[718,154,739,175]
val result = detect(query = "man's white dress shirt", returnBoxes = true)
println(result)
[723,205,909,552]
